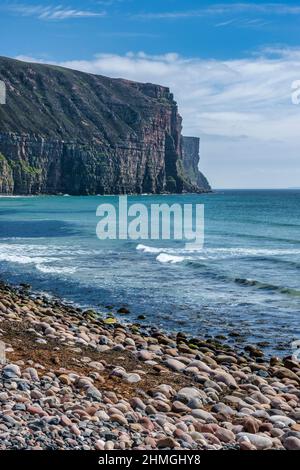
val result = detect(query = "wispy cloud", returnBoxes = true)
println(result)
[96,32,160,38]
[134,3,300,20]
[15,49,300,141]
[215,17,271,28]
[258,45,300,59]
[215,19,237,27]
[15,48,300,187]
[6,4,106,20]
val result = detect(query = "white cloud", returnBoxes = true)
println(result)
[6,4,106,20]
[14,50,300,188]
[134,3,300,20]
[215,18,271,28]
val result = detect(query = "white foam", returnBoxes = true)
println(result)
[136,244,163,254]
[0,253,52,265]
[137,244,300,256]
[0,243,61,268]
[136,243,300,265]
[36,264,77,274]
[0,195,36,198]
[156,253,185,264]
[0,243,77,275]
[204,247,300,257]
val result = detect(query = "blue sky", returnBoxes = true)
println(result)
[1,1,300,187]
[1,0,300,60]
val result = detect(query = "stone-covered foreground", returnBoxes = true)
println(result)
[0,282,299,450]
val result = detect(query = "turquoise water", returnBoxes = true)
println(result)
[0,190,299,355]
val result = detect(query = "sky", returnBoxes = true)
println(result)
[0,0,300,188]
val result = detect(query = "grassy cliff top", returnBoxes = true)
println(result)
[0,56,177,142]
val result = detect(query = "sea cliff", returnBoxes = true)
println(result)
[0,57,210,195]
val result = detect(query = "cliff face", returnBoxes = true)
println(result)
[182,136,211,192]
[0,56,201,195]
[0,152,14,193]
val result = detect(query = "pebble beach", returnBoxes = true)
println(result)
[0,281,299,451]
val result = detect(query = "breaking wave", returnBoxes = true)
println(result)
[36,264,77,274]
[156,253,185,264]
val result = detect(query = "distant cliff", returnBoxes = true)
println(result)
[0,56,210,195]
[182,136,211,192]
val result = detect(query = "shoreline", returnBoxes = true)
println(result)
[0,280,299,450]
[0,190,213,198]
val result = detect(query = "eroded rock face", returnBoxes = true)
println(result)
[182,136,211,192]
[0,152,14,193]
[0,56,206,195]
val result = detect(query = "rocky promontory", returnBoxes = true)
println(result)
[0,56,210,195]
[0,282,299,450]
[182,137,211,192]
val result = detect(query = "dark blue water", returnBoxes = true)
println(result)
[0,190,299,355]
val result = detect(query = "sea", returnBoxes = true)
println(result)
[0,190,299,356]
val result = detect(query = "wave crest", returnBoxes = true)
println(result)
[156,253,185,264]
